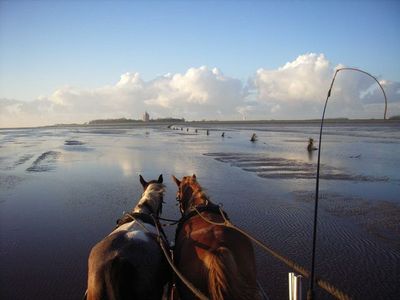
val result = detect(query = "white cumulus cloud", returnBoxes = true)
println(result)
[255,53,331,103]
[0,54,399,128]
[246,53,398,119]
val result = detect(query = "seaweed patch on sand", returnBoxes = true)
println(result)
[204,152,389,182]
[26,151,61,172]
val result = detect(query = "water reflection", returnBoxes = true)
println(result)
[0,123,399,300]
[307,149,315,161]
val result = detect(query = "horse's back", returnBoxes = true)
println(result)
[175,215,258,300]
[88,229,169,300]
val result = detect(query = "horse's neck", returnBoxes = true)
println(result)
[133,202,153,215]
[133,189,161,215]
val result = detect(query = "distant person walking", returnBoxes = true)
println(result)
[221,132,225,138]
[307,138,317,151]
[206,129,209,136]
[250,133,257,142]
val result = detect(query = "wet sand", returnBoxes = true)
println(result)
[0,122,399,299]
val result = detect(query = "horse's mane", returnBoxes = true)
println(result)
[135,183,165,214]
[186,180,212,208]
[192,186,209,200]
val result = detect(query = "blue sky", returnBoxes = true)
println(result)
[0,0,399,126]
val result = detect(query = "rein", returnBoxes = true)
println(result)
[156,216,181,226]
[151,214,210,300]
[119,210,210,300]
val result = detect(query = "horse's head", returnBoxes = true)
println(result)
[140,174,163,191]
[172,174,207,214]
[137,174,165,216]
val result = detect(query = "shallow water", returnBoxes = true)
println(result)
[0,122,399,299]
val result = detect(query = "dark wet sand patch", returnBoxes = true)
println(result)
[257,172,316,179]
[73,129,127,135]
[205,152,389,182]
[14,154,34,166]
[259,173,388,181]
[65,140,85,146]
[176,132,199,136]
[243,166,315,172]
[294,191,400,246]
[26,151,61,172]
[235,161,311,167]
[0,174,23,191]
[64,140,93,152]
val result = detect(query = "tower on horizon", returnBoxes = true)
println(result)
[142,111,150,122]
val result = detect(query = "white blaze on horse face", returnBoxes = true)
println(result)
[135,183,165,214]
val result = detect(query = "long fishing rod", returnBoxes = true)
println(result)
[307,67,388,300]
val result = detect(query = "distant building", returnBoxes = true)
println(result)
[142,111,150,122]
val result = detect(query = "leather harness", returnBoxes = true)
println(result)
[175,203,230,238]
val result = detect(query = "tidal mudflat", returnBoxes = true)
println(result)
[0,121,399,299]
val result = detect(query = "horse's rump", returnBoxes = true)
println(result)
[205,246,258,300]
[172,175,259,300]
[176,220,259,300]
[88,230,169,300]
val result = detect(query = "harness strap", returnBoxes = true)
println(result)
[151,215,210,300]
[138,201,156,215]
[175,203,230,237]
[157,216,181,225]
[116,212,156,228]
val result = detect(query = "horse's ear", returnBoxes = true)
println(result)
[139,175,147,188]
[192,174,196,179]
[172,175,181,186]
[158,174,163,183]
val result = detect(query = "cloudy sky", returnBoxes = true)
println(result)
[0,0,399,128]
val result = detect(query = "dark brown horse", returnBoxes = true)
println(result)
[86,174,170,300]
[172,174,260,300]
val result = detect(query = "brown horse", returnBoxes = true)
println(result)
[172,174,260,300]
[86,174,170,300]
